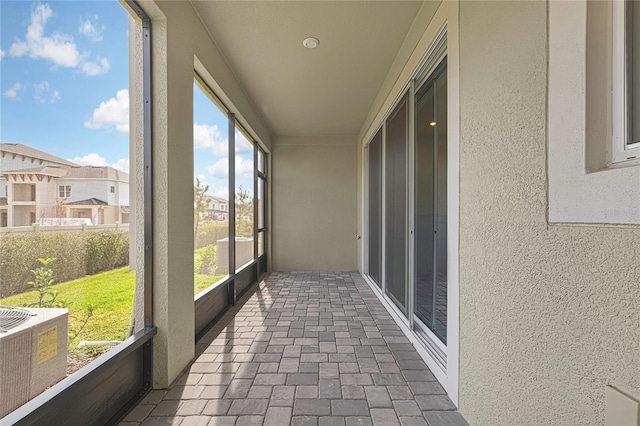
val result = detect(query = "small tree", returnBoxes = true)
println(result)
[235,186,253,237]
[27,258,67,308]
[55,198,67,218]
[194,178,212,239]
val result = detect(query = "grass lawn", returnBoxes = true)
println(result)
[194,245,226,294]
[0,247,227,353]
[0,267,135,350]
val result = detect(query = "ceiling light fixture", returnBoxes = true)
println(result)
[429,121,437,126]
[303,37,320,49]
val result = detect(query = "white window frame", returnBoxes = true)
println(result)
[58,185,71,198]
[611,0,640,164]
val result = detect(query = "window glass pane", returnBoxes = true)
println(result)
[0,0,135,412]
[630,0,640,145]
[235,128,255,271]
[385,96,408,312]
[193,82,229,295]
[414,60,447,344]
[368,129,382,287]
[415,82,436,330]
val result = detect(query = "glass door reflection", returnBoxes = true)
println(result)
[415,59,447,344]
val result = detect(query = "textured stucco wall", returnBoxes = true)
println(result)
[458,2,640,424]
[130,0,272,388]
[272,136,357,271]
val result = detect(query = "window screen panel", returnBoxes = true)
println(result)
[368,129,382,287]
[385,96,408,312]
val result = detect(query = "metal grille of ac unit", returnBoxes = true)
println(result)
[0,307,34,332]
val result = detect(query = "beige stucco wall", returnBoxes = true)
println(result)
[458,2,640,424]
[272,136,357,271]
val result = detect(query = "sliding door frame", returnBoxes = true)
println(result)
[360,1,460,405]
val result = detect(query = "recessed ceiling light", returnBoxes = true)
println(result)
[429,121,437,126]
[303,37,319,49]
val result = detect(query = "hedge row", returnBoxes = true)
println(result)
[195,221,229,249]
[195,220,255,250]
[0,230,129,298]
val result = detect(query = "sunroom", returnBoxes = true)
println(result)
[1,1,639,425]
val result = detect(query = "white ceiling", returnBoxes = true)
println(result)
[192,1,424,137]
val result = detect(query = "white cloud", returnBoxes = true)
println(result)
[81,57,110,76]
[193,123,227,155]
[9,3,109,76]
[209,185,229,200]
[70,153,130,173]
[207,158,228,179]
[207,155,253,179]
[71,153,109,167]
[193,126,256,156]
[111,158,129,173]
[10,4,82,67]
[84,89,129,133]
[4,83,23,100]
[34,81,60,103]
[236,156,254,177]
[235,131,254,154]
[0,50,5,60]
[79,17,103,42]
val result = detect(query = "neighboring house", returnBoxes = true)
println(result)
[0,143,129,227]
[205,195,228,221]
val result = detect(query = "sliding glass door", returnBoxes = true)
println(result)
[385,96,409,312]
[368,129,382,287]
[363,21,456,401]
[415,59,447,343]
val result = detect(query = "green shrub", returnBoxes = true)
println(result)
[196,244,217,275]
[85,231,129,274]
[0,230,129,297]
[195,220,229,249]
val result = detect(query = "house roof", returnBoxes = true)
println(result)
[63,166,129,182]
[0,143,77,167]
[1,165,69,178]
[65,198,108,206]
[2,165,129,182]
[209,196,228,204]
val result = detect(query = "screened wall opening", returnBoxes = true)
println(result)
[234,126,255,273]
[257,146,268,274]
[193,79,230,295]
[0,0,154,421]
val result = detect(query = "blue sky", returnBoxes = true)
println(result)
[1,1,253,200]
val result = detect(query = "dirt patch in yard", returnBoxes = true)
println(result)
[66,347,111,375]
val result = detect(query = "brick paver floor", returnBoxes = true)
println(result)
[121,272,469,426]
